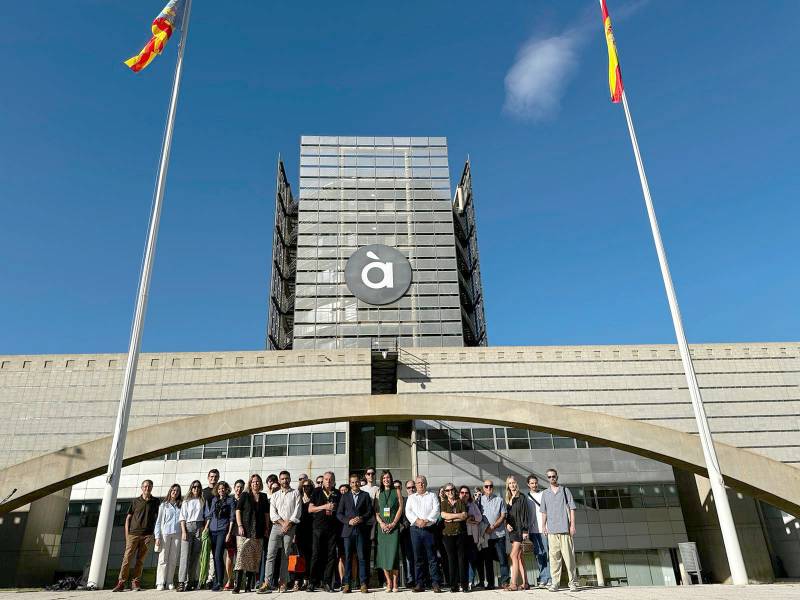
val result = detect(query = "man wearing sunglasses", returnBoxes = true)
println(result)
[399,481,417,589]
[539,469,578,592]
[478,480,510,590]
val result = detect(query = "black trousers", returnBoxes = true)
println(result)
[442,533,468,590]
[311,527,338,586]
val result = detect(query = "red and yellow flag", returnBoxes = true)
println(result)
[600,0,624,103]
[124,0,185,72]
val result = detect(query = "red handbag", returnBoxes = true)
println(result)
[288,553,306,574]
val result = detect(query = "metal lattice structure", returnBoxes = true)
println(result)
[266,158,298,350]
[452,159,487,346]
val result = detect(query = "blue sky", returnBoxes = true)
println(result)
[1,1,798,355]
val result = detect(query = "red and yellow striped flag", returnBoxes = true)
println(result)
[124,0,185,73]
[600,0,624,103]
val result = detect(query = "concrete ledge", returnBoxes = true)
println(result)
[1,394,798,514]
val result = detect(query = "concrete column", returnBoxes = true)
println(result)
[593,553,605,587]
[674,468,773,583]
[15,487,71,587]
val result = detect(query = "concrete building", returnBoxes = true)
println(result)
[0,136,798,588]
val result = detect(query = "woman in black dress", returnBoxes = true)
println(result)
[234,474,269,593]
[504,475,530,591]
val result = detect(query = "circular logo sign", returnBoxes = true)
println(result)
[344,244,412,305]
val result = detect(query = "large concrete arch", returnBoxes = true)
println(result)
[1,393,798,515]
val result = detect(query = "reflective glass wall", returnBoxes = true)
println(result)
[293,135,463,349]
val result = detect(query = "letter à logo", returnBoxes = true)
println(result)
[344,244,412,305]
[361,251,394,289]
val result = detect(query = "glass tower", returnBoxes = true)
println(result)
[291,135,464,349]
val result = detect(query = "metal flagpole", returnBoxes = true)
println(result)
[87,0,193,589]
[619,89,748,585]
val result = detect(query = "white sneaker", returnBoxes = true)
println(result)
[568,584,579,592]
[156,584,164,591]
[168,584,175,590]
[548,584,559,592]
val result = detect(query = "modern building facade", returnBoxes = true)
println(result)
[0,136,798,588]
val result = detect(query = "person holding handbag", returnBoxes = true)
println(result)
[154,483,182,591]
[375,470,404,592]
[237,474,269,594]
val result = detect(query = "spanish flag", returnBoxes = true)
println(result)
[600,0,624,103]
[124,0,185,72]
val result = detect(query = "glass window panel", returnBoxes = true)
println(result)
[288,433,311,445]
[336,442,346,455]
[427,429,449,452]
[288,444,311,456]
[264,445,287,457]
[508,437,530,450]
[553,436,577,449]
[203,440,228,460]
[265,434,287,446]
[312,443,334,455]
[506,428,528,438]
[179,446,203,460]
[313,432,334,444]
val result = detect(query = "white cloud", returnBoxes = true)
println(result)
[503,27,585,122]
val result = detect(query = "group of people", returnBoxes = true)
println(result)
[112,467,579,594]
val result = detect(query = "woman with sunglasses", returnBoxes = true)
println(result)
[224,480,246,590]
[504,476,530,591]
[440,483,469,593]
[459,486,485,591]
[375,470,404,592]
[178,480,205,591]
[293,480,316,591]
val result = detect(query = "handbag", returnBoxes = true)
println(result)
[288,553,306,574]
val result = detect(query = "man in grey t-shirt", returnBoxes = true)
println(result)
[539,469,578,592]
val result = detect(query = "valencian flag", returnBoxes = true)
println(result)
[124,0,185,72]
[600,0,624,103]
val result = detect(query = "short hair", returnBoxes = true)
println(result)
[546,468,558,476]
[415,475,428,486]
[234,479,245,489]
[349,473,360,481]
[208,469,220,477]
[527,474,538,483]
[324,471,335,478]
[141,479,154,487]
[279,470,290,479]
[267,473,278,483]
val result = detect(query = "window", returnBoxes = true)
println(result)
[471,428,495,450]
[336,431,347,455]
[264,434,288,457]
[494,428,507,450]
[506,428,530,450]
[427,429,449,452]
[179,445,203,460]
[288,433,311,456]
[252,434,264,458]
[553,436,577,449]
[203,440,228,460]
[312,432,334,455]
[228,436,252,458]
[530,431,553,450]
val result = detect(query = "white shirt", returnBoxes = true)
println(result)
[180,497,204,523]
[361,484,379,500]
[405,491,440,525]
[525,490,545,534]
[154,501,181,538]
[270,487,302,524]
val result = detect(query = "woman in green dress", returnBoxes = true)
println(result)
[375,469,404,592]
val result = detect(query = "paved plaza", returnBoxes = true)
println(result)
[1,586,800,600]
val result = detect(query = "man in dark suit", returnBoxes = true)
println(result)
[337,473,373,593]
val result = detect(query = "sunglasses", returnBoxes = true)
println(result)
[406,486,415,490]
[191,485,201,489]
[459,491,469,495]
[366,472,375,476]
[444,488,454,493]
[483,484,494,489]
[547,475,558,479]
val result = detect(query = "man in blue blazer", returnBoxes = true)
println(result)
[337,473,374,593]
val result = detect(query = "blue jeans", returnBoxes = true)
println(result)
[481,537,509,587]
[343,529,368,585]
[411,526,441,588]
[531,533,551,584]
[210,530,228,587]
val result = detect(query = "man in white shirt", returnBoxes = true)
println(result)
[261,471,301,593]
[404,475,443,593]
[525,475,551,589]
